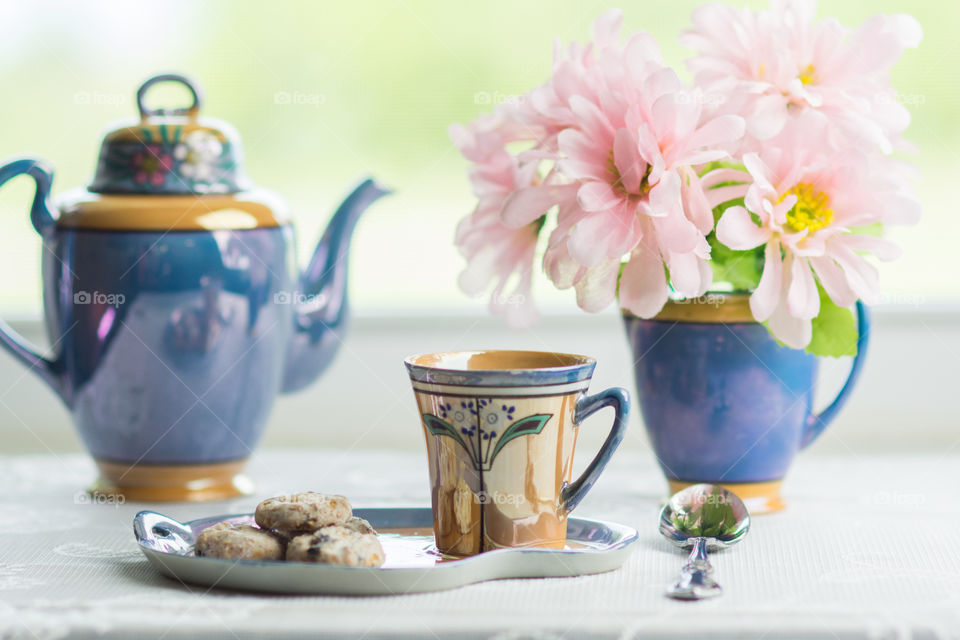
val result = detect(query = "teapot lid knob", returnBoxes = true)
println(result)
[88,73,249,195]
[136,73,203,123]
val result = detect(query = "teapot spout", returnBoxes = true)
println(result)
[281,178,391,393]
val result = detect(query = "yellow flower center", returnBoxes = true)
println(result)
[781,182,833,233]
[798,64,817,85]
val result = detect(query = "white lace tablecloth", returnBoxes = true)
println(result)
[1,449,958,639]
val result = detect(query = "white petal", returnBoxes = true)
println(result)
[716,206,770,250]
[810,256,857,307]
[619,246,669,318]
[667,251,708,297]
[747,94,788,139]
[836,234,902,261]
[683,115,745,152]
[682,171,714,234]
[613,128,644,194]
[787,256,820,320]
[558,128,608,181]
[648,171,682,217]
[651,208,700,254]
[500,184,573,228]
[567,213,621,266]
[577,181,621,212]
[574,259,620,312]
[544,238,584,290]
[768,299,813,349]
[750,240,782,322]
[706,184,750,208]
[831,243,881,304]
[700,168,751,189]
[592,9,623,48]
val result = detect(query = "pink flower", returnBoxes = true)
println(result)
[450,6,920,350]
[499,11,745,316]
[133,145,173,186]
[517,9,661,149]
[716,120,919,347]
[450,115,541,327]
[682,0,922,153]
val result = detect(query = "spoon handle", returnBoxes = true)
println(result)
[667,537,722,600]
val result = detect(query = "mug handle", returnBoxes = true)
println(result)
[560,386,631,513]
[800,301,870,449]
[0,158,66,403]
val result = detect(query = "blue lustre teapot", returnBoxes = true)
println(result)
[0,74,389,501]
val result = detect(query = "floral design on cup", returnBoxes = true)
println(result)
[423,399,552,472]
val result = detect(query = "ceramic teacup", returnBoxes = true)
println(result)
[405,350,630,556]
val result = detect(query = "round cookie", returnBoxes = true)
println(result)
[286,526,385,567]
[194,522,284,561]
[255,492,352,535]
[342,516,377,536]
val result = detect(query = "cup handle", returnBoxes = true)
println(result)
[560,387,631,513]
[0,158,66,404]
[800,300,870,449]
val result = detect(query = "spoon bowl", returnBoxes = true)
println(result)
[658,483,750,600]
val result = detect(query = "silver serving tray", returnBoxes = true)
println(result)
[134,507,638,595]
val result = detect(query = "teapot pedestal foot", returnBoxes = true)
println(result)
[90,459,253,502]
[667,479,785,514]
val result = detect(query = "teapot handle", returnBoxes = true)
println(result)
[0,158,66,404]
[0,157,57,233]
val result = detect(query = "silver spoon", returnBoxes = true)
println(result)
[658,483,750,600]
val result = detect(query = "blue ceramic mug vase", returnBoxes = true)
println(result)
[623,293,869,513]
[0,74,389,501]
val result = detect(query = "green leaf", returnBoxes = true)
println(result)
[422,414,468,452]
[707,231,763,292]
[489,414,552,463]
[705,196,764,293]
[805,286,859,358]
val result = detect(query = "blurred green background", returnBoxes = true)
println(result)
[0,0,954,317]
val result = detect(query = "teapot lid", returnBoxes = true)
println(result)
[89,74,250,195]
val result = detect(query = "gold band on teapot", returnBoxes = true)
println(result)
[55,187,288,231]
